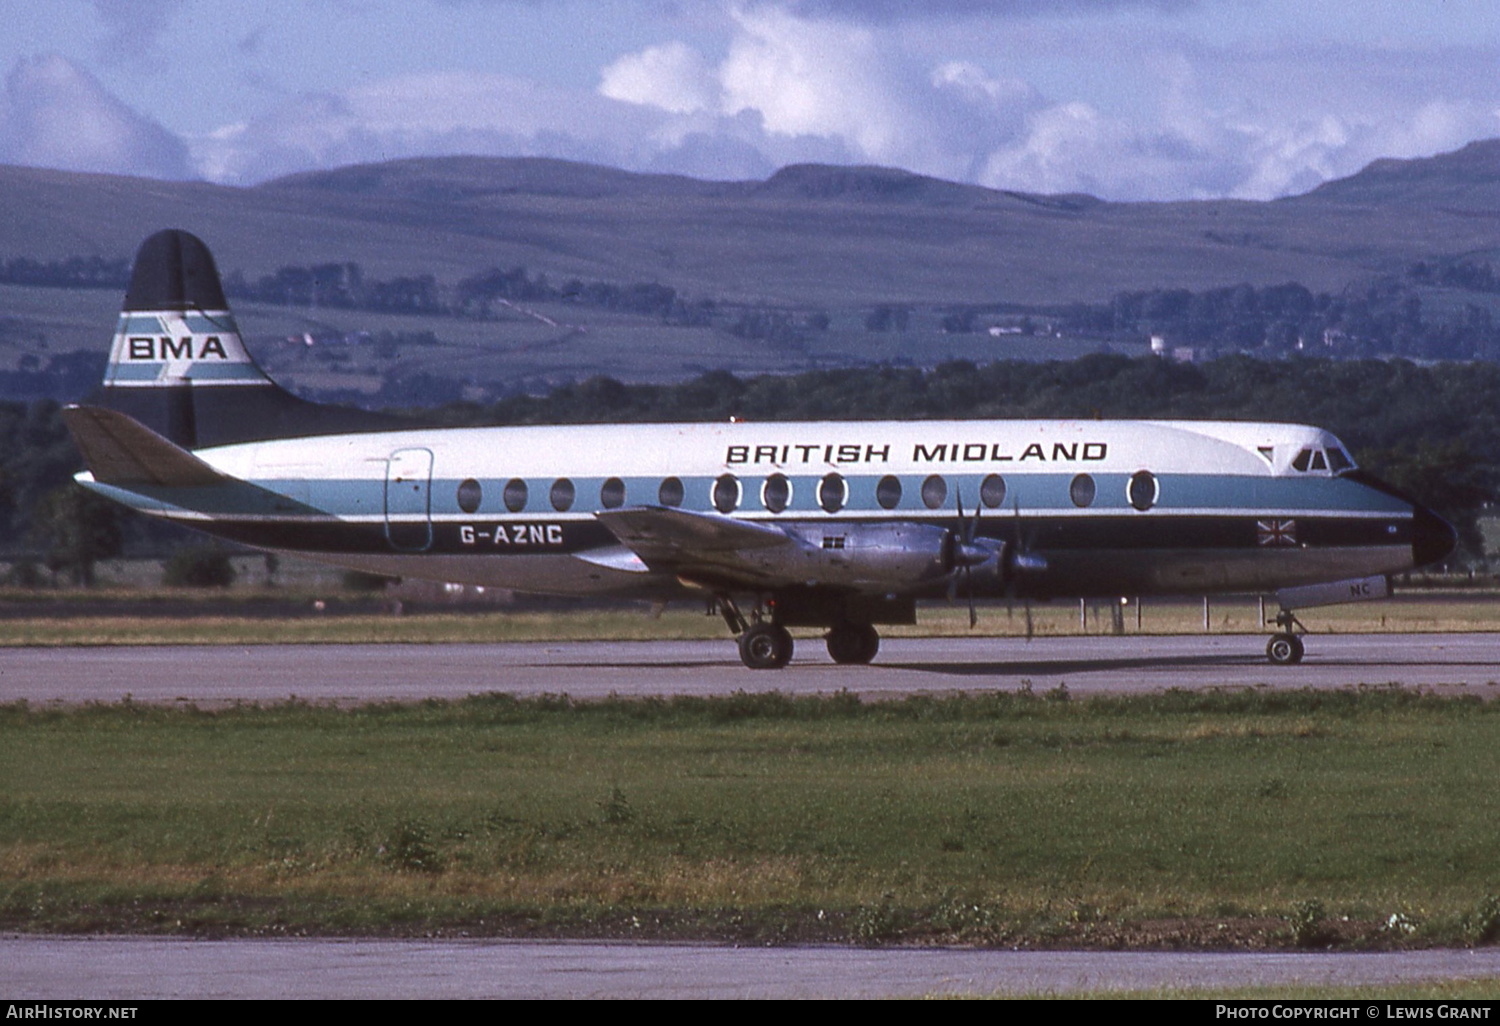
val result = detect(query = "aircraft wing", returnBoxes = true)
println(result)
[62,405,230,487]
[595,506,799,587]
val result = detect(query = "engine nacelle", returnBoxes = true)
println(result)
[775,522,999,592]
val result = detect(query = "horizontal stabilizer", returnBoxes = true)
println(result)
[62,405,230,487]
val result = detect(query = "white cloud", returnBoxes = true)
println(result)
[190,67,856,185]
[583,5,1500,200]
[0,54,192,179]
[598,7,1046,184]
[599,41,721,114]
[719,7,893,147]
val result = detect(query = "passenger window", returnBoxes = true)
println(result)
[1070,473,1096,508]
[713,474,740,514]
[503,478,528,513]
[550,478,575,512]
[456,478,482,514]
[762,473,791,514]
[876,475,902,510]
[818,472,846,513]
[600,477,626,509]
[980,474,1006,509]
[658,476,684,507]
[921,474,947,510]
[1127,470,1157,512]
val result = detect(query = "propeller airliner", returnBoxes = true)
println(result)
[65,231,1457,669]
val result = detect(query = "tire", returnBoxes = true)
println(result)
[826,624,880,665]
[739,622,793,670]
[1266,632,1305,665]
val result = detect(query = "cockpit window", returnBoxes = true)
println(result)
[1290,445,1355,475]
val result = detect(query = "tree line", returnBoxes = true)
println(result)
[1048,276,1500,362]
[10,249,1500,363]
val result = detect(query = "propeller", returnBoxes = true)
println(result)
[947,487,997,629]
[1005,498,1045,641]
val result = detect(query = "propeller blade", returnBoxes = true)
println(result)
[954,486,982,628]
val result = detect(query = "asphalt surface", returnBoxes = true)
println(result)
[1,633,1497,705]
[7,937,1500,999]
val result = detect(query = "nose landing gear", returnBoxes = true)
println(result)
[1265,609,1306,665]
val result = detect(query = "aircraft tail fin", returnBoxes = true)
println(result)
[100,229,406,449]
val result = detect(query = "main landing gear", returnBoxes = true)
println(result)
[738,621,794,670]
[717,596,881,669]
[716,596,794,670]
[1265,608,1306,666]
[825,623,880,665]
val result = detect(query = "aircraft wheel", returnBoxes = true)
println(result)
[1266,632,1305,666]
[826,624,880,665]
[739,623,793,670]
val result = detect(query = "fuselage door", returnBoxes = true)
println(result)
[385,447,434,551]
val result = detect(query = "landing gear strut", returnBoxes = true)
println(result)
[717,595,886,669]
[1265,609,1306,666]
[717,595,795,670]
[738,621,794,670]
[826,623,880,665]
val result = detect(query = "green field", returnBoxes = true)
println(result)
[4,689,1500,948]
[0,588,1493,646]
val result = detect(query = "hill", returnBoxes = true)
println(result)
[1300,138,1500,211]
[1,142,1498,308]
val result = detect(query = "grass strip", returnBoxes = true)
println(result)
[0,596,1494,646]
[4,687,1500,948]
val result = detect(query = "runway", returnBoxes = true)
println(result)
[1,633,1497,704]
[8,936,1500,999]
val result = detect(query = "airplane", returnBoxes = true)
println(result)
[64,229,1457,669]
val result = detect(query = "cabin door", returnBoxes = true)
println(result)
[385,448,434,551]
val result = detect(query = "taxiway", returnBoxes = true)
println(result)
[1,633,1496,704]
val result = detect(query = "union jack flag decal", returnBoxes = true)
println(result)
[1257,518,1297,546]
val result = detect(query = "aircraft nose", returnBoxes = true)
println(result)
[1412,504,1457,568]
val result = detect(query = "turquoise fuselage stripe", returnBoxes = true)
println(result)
[206,471,1409,520]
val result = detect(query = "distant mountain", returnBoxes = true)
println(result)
[751,164,997,206]
[1299,139,1500,210]
[262,156,728,203]
[265,156,1097,210]
[3,139,1500,306]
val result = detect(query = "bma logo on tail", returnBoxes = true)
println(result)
[106,310,271,389]
[127,336,231,361]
